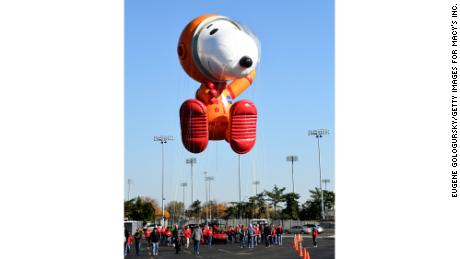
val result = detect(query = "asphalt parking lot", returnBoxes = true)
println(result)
[124,236,334,259]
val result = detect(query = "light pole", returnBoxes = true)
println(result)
[206,176,215,221]
[238,155,242,219]
[322,179,331,191]
[180,182,187,218]
[203,171,208,220]
[253,180,260,196]
[308,128,330,221]
[321,178,331,219]
[286,155,298,193]
[127,178,133,201]
[186,158,197,205]
[154,135,174,227]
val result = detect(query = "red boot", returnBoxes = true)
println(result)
[229,100,257,154]
[180,99,209,153]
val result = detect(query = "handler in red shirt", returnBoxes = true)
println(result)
[183,226,191,248]
[312,227,319,247]
[159,226,166,245]
[255,224,260,245]
[144,228,151,238]
[203,225,213,247]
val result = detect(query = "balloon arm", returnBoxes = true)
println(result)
[196,83,218,104]
[195,70,256,103]
[226,70,256,99]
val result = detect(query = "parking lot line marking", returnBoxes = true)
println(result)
[217,248,232,254]
[217,248,252,255]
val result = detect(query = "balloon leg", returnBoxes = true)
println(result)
[229,100,257,154]
[180,99,209,153]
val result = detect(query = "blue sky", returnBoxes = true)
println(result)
[125,0,334,206]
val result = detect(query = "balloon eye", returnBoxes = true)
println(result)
[210,28,218,35]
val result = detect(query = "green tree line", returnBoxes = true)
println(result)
[124,186,334,221]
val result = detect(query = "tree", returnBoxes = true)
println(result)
[265,185,286,219]
[202,201,228,219]
[187,200,201,219]
[248,192,268,218]
[224,202,238,219]
[201,201,211,220]
[300,188,335,220]
[124,196,157,221]
[154,209,170,220]
[282,192,300,220]
[239,202,252,219]
[299,202,312,221]
[142,196,160,209]
[224,201,252,219]
[247,197,257,219]
[213,202,227,219]
[166,201,185,223]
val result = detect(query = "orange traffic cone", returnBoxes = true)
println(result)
[299,244,303,257]
[306,250,311,259]
[303,248,307,259]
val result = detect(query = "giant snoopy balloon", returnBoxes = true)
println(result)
[178,14,260,154]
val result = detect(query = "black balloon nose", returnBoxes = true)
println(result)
[239,56,253,68]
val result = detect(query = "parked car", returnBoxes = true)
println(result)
[250,218,268,226]
[289,225,304,234]
[209,222,227,243]
[183,223,199,230]
[143,223,161,232]
[212,229,228,244]
[320,222,335,229]
[125,220,143,235]
[303,224,324,234]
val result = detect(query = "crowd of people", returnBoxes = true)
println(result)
[124,222,320,257]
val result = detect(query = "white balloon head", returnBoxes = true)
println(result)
[191,16,260,82]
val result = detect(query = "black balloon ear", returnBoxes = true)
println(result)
[210,28,218,35]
